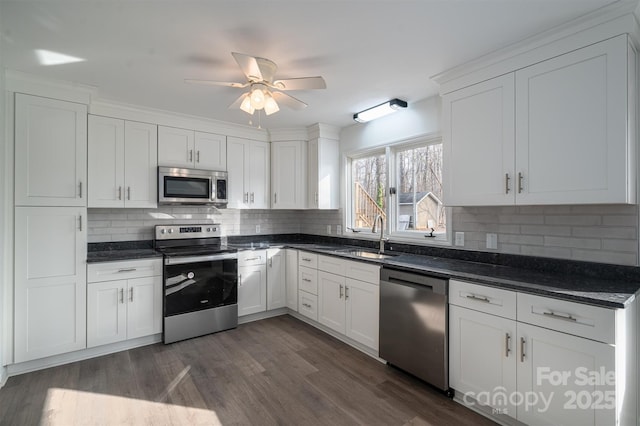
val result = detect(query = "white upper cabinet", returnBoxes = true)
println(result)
[514,35,632,204]
[307,138,339,209]
[227,136,270,209]
[443,74,515,206]
[158,126,227,170]
[15,94,87,207]
[271,140,306,209]
[443,34,635,206]
[88,115,157,208]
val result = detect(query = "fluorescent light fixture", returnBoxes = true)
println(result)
[35,49,85,66]
[353,98,407,123]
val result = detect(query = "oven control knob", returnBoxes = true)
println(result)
[168,229,174,234]
[160,229,166,234]
[207,227,213,232]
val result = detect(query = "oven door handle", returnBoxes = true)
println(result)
[164,253,238,265]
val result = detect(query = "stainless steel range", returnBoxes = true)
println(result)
[155,224,238,344]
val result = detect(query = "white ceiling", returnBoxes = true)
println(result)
[0,0,631,130]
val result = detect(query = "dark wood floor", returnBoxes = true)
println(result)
[0,315,496,425]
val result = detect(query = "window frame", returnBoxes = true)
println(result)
[344,135,452,246]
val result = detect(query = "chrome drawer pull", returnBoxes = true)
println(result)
[303,303,312,308]
[505,333,511,357]
[119,288,124,304]
[466,294,490,303]
[543,311,577,322]
[520,337,526,362]
[244,257,260,261]
[302,278,312,282]
[505,173,510,194]
[117,268,137,273]
[301,257,312,262]
[339,284,343,299]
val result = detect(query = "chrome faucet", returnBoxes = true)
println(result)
[371,214,386,253]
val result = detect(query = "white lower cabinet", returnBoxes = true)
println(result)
[267,248,286,310]
[14,206,87,363]
[86,259,162,348]
[285,249,298,311]
[449,279,626,426]
[309,253,380,352]
[238,250,267,316]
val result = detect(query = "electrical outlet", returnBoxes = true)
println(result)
[336,225,342,235]
[486,233,498,249]
[326,225,332,234]
[255,224,261,233]
[455,232,465,246]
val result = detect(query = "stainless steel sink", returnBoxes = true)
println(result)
[338,249,398,259]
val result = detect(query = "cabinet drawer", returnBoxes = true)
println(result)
[517,293,615,344]
[298,252,318,269]
[87,259,162,283]
[299,291,318,321]
[299,266,318,295]
[344,260,380,284]
[449,279,516,319]
[317,255,346,275]
[238,250,266,267]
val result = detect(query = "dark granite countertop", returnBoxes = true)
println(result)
[87,235,640,308]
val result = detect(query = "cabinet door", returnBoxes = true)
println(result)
[271,141,305,209]
[14,206,87,362]
[516,322,615,426]
[194,131,227,170]
[442,74,515,206]
[345,278,379,351]
[515,35,631,204]
[318,271,346,334]
[226,137,248,208]
[88,115,125,208]
[308,138,339,209]
[248,140,270,209]
[449,305,517,416]
[285,249,298,311]
[157,126,194,167]
[127,276,162,339]
[15,94,87,207]
[238,264,267,316]
[124,121,158,208]
[267,249,286,310]
[87,280,127,348]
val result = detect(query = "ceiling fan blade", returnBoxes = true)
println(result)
[228,92,248,109]
[273,76,326,90]
[272,91,308,110]
[185,79,248,88]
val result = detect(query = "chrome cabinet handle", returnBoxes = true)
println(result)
[79,181,83,198]
[118,186,122,200]
[117,268,137,273]
[127,187,131,200]
[543,311,577,322]
[79,215,83,231]
[339,284,344,299]
[196,150,200,163]
[315,192,318,204]
[119,288,124,304]
[345,286,349,300]
[274,193,277,204]
[250,192,254,203]
[303,303,311,308]
[466,294,490,303]
[244,192,249,203]
[302,257,312,262]
[505,173,510,194]
[302,278,311,282]
[238,274,242,286]
[129,287,133,302]
[189,149,193,162]
[520,337,526,362]
[505,333,511,357]
[244,257,260,261]
[518,172,524,193]
[269,258,273,267]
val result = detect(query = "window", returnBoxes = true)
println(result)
[347,138,447,242]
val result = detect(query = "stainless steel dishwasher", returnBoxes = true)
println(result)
[379,267,451,395]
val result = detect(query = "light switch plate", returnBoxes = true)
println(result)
[326,225,332,234]
[255,225,261,233]
[455,232,465,246]
[486,233,498,249]
[336,225,342,235]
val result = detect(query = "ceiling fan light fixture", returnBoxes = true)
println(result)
[250,86,266,110]
[264,93,280,115]
[353,98,408,123]
[240,95,255,115]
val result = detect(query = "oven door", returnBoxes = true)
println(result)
[163,253,237,317]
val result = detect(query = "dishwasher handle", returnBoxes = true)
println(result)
[381,267,447,295]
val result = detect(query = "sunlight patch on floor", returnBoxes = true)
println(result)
[42,385,222,425]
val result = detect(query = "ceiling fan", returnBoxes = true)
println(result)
[185,52,326,116]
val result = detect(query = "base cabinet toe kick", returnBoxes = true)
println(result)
[448,279,637,426]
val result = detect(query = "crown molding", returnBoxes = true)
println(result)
[268,128,309,142]
[432,1,639,94]
[307,123,341,141]
[5,69,96,104]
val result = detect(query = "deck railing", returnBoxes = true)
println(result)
[354,182,386,228]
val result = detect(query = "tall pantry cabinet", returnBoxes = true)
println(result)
[13,93,88,362]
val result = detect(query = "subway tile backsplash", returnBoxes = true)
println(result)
[88,204,639,266]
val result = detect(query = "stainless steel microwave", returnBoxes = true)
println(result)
[158,167,228,207]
